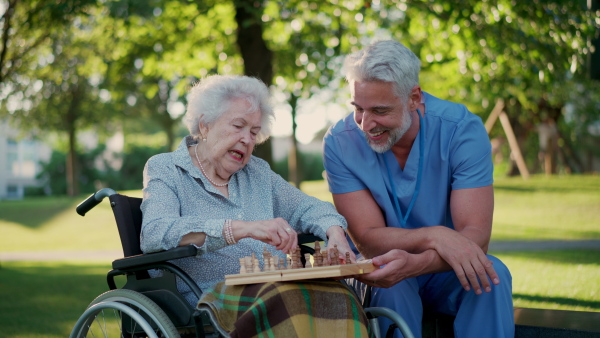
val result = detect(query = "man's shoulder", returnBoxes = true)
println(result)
[424,92,475,124]
[325,112,359,141]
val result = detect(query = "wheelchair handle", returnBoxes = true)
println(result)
[76,188,117,216]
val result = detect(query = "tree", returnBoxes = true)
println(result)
[364,0,599,174]
[264,1,365,186]
[99,0,241,151]
[1,1,108,196]
[0,0,96,86]
[232,0,275,164]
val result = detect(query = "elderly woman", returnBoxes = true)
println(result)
[140,75,368,337]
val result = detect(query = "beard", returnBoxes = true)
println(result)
[365,110,413,153]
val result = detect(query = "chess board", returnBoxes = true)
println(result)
[225,260,376,286]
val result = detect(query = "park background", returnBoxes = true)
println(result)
[0,0,599,337]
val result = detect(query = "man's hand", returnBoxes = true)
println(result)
[429,226,499,294]
[357,249,423,288]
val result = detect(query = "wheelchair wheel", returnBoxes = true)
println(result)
[70,288,180,338]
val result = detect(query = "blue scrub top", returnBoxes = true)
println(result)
[323,92,493,231]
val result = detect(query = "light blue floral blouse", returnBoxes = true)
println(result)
[140,136,347,303]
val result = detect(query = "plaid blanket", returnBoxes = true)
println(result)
[197,280,372,338]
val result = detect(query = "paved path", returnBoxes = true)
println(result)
[488,239,600,252]
[1,240,599,262]
[0,250,123,262]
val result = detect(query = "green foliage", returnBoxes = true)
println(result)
[37,148,104,196]
[36,141,165,196]
[101,143,165,191]
[0,0,98,84]
[2,0,599,196]
[273,151,325,183]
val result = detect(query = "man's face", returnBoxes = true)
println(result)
[351,81,412,153]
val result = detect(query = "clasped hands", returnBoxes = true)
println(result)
[359,226,500,295]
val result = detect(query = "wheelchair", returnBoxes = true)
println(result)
[70,188,414,338]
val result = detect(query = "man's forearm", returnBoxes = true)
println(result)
[353,225,486,276]
[351,226,436,258]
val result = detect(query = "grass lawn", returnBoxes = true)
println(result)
[0,175,599,336]
[491,175,600,240]
[495,250,600,312]
[0,261,112,338]
[0,190,142,252]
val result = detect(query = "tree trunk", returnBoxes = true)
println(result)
[65,84,82,196]
[66,121,78,196]
[234,0,274,166]
[0,0,16,84]
[288,94,301,188]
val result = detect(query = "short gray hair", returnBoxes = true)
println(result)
[343,40,421,100]
[183,75,274,144]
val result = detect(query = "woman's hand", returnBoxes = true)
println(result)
[325,226,356,264]
[231,218,298,254]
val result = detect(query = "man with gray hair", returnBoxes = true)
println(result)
[323,40,514,337]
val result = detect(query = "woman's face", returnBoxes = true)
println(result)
[200,98,262,179]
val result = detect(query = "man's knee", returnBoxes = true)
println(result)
[487,254,512,281]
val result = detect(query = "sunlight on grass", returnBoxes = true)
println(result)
[2,176,598,253]
[495,250,600,312]
[0,192,145,252]
[299,180,334,203]
[302,175,600,241]
[492,175,600,240]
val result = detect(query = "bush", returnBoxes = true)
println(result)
[37,143,164,195]
[273,151,325,182]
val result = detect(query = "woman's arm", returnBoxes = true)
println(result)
[267,168,354,260]
[140,155,228,253]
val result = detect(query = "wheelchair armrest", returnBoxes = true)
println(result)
[112,245,198,270]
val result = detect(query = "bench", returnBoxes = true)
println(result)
[422,307,600,337]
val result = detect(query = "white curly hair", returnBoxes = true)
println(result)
[183,75,274,144]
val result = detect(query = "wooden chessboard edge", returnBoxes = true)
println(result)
[224,261,377,285]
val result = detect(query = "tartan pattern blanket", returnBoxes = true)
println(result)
[197,280,372,338]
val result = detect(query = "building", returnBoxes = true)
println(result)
[0,121,51,199]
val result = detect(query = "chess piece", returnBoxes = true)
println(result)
[262,246,271,268]
[290,251,297,269]
[295,247,302,269]
[279,257,285,270]
[239,257,247,274]
[291,246,300,269]
[287,256,293,269]
[253,257,261,273]
[245,256,253,272]
[314,241,321,253]
[304,253,312,268]
[313,251,322,267]
[331,244,340,265]
[345,252,351,265]
[270,257,276,271]
[321,251,329,266]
